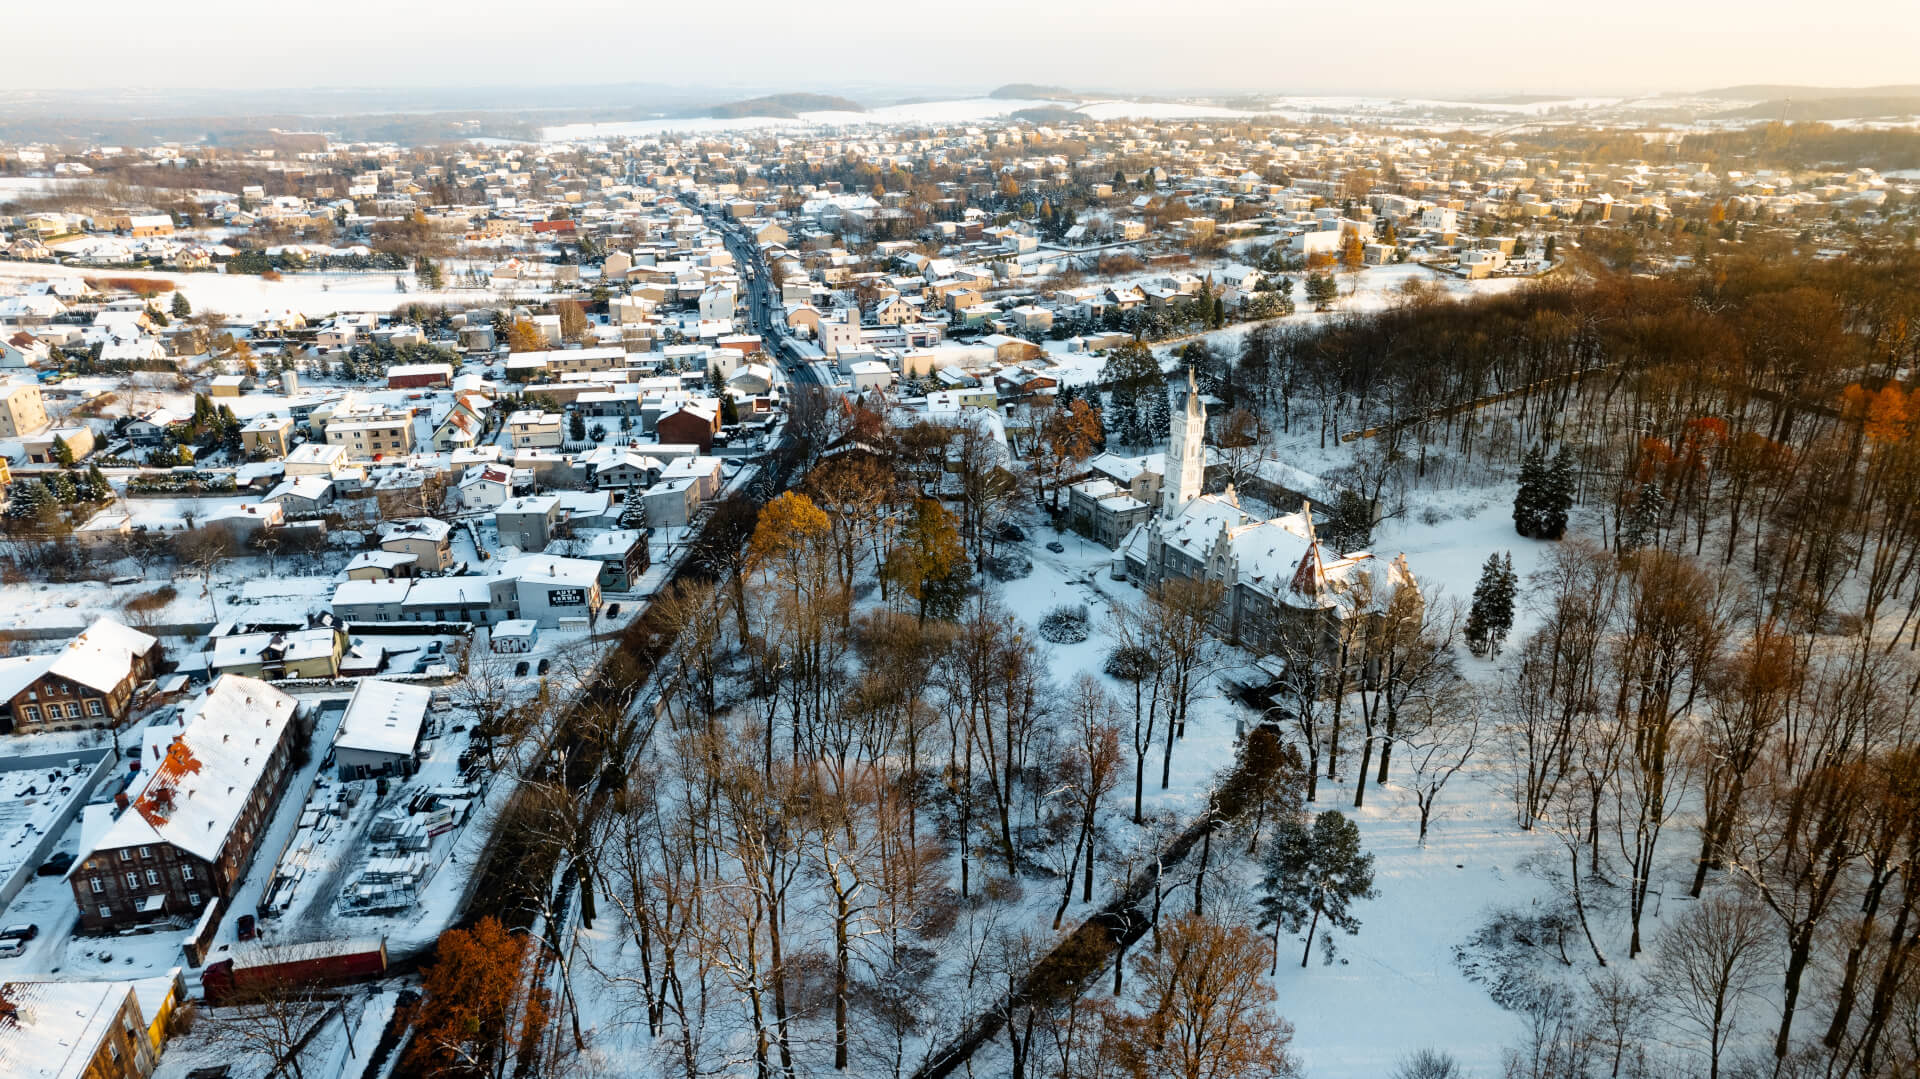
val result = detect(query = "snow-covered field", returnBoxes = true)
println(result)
[0,259,544,320]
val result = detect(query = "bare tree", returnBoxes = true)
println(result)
[1649,895,1771,1079]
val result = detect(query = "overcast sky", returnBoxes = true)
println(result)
[7,0,1917,98]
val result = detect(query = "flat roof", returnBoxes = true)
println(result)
[335,679,429,758]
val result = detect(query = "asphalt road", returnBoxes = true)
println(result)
[710,213,822,389]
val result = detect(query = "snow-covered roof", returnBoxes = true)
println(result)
[81,675,298,865]
[334,678,429,758]
[0,617,157,702]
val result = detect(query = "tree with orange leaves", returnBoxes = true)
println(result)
[1864,383,1912,445]
[1094,913,1300,1079]
[404,917,552,1079]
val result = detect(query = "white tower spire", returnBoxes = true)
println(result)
[1160,366,1206,518]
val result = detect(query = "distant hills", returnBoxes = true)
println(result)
[1009,105,1085,125]
[1694,83,1920,100]
[990,83,1083,101]
[703,93,864,119]
[1716,96,1920,121]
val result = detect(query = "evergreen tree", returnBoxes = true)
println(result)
[51,434,75,467]
[1465,552,1516,657]
[618,496,646,528]
[1539,447,1575,540]
[84,465,112,503]
[171,291,191,318]
[720,394,740,426]
[44,472,76,505]
[5,480,49,520]
[1143,384,1172,443]
[1257,809,1378,970]
[1323,488,1374,552]
[1512,444,1546,537]
[1619,482,1666,553]
[568,411,587,443]
[415,256,443,291]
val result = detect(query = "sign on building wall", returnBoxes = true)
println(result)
[549,588,585,607]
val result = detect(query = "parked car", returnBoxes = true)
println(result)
[236,914,257,942]
[606,602,622,618]
[0,925,38,952]
[37,851,73,876]
[1046,541,1066,553]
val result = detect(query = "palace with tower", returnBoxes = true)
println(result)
[1117,368,1421,651]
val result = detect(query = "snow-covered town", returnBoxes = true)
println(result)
[1,23,1920,1079]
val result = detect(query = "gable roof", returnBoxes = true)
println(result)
[80,675,298,865]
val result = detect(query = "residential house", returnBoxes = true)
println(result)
[546,529,650,592]
[379,518,454,572]
[240,415,294,458]
[67,676,304,934]
[0,972,185,1079]
[208,626,347,680]
[22,426,94,464]
[0,618,159,734]
[0,381,49,439]
[655,402,720,451]
[506,410,564,450]
[495,494,564,552]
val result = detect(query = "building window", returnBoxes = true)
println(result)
[22,705,38,723]
[89,877,103,894]
[188,892,200,906]
[65,702,81,719]
[124,872,138,888]
[138,846,151,859]
[88,699,104,717]
[145,869,159,886]
[181,865,194,881]
[98,906,111,919]
[119,848,131,861]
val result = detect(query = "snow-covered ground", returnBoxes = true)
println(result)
[0,259,546,320]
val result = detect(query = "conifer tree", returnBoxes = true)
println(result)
[1465,552,1516,657]
[1512,445,1547,537]
[1540,446,1576,540]
[171,291,191,318]
[1143,385,1172,443]
[1258,809,1378,970]
[1620,482,1667,553]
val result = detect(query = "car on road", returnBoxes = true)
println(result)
[1046,541,1066,553]
[37,851,73,876]
[606,602,622,618]
[237,914,257,941]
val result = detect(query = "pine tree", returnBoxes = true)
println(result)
[1465,552,1516,657]
[45,472,76,505]
[5,480,49,520]
[1620,482,1666,553]
[1512,444,1547,537]
[1143,384,1172,443]
[171,291,191,318]
[1257,809,1378,971]
[85,465,112,503]
[568,411,587,443]
[1540,447,1575,540]
[51,434,74,468]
